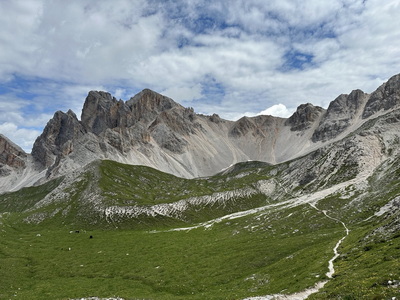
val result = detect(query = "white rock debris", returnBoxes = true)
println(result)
[105,187,258,221]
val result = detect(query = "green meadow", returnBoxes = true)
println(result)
[0,159,399,299]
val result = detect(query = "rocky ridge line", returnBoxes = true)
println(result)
[2,73,400,192]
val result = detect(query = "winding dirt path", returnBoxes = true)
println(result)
[156,176,356,299]
[243,204,350,300]
[310,204,350,279]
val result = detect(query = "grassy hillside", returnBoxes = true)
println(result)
[0,157,399,299]
[98,160,273,206]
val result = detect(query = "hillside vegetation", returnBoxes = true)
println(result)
[1,151,399,299]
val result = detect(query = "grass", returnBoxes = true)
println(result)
[1,155,400,299]
[0,202,345,300]
[309,225,400,299]
[98,160,273,207]
[0,178,63,213]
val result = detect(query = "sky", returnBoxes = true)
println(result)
[1,0,400,152]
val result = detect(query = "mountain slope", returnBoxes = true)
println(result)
[7,98,399,227]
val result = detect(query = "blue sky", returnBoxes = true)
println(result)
[1,0,400,152]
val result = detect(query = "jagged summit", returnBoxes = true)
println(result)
[127,88,177,107]
[81,89,180,133]
[312,89,369,142]
[81,90,127,135]
[32,109,85,168]
[286,103,325,131]
[127,89,181,123]
[323,89,367,120]
[2,73,400,191]
[363,73,400,118]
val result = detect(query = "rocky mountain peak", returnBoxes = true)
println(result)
[127,89,180,123]
[363,73,400,118]
[327,89,366,116]
[230,116,257,137]
[81,91,129,135]
[209,113,223,124]
[127,88,171,105]
[230,115,282,139]
[31,110,85,168]
[312,89,368,142]
[286,103,325,131]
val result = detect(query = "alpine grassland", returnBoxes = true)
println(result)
[0,159,399,299]
[0,205,342,299]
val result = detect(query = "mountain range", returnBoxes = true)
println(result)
[0,74,400,299]
[1,73,400,193]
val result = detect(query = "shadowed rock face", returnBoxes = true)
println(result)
[0,134,27,175]
[312,89,368,142]
[81,91,130,135]
[127,89,178,122]
[32,110,85,168]
[230,115,283,139]
[285,103,325,131]
[363,74,400,118]
[31,89,197,172]
[230,117,258,137]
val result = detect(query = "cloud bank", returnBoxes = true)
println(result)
[1,0,400,151]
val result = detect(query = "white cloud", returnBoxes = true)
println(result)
[161,85,202,102]
[257,103,293,118]
[0,122,41,153]
[219,103,294,121]
[113,88,126,100]
[0,1,44,81]
[1,0,400,150]
[224,0,344,33]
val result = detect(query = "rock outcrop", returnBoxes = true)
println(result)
[81,91,128,135]
[32,110,86,168]
[126,88,178,122]
[312,89,368,142]
[0,134,27,176]
[363,74,400,118]
[285,103,325,131]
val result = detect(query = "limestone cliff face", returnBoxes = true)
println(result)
[230,115,283,139]
[126,89,178,123]
[81,91,131,135]
[30,89,209,178]
[363,74,400,118]
[285,103,325,131]
[230,117,259,137]
[0,134,27,176]
[32,110,86,168]
[312,89,368,142]
[79,89,194,152]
